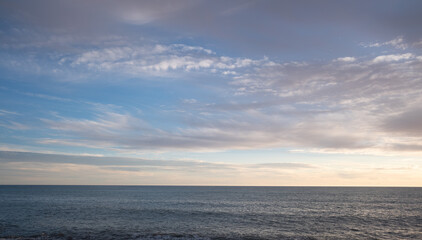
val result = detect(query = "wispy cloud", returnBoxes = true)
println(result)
[0,121,29,130]
[362,36,408,50]
[67,44,271,78]
[0,109,19,115]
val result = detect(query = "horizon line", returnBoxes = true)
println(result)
[1,184,420,188]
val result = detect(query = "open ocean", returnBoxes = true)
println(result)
[0,186,421,240]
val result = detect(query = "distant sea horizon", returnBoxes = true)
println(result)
[1,185,421,188]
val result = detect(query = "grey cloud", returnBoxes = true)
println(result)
[0,1,195,59]
[290,130,373,150]
[388,144,422,152]
[0,150,314,172]
[2,1,421,57]
[0,150,195,167]
[0,0,195,33]
[153,0,422,56]
[383,108,422,136]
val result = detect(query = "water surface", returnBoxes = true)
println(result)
[0,186,421,239]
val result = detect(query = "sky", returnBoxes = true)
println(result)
[1,0,422,186]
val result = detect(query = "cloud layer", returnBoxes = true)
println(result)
[1,150,420,186]
[28,50,421,156]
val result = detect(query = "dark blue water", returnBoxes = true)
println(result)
[0,186,421,240]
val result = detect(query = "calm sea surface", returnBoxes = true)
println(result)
[0,186,421,240]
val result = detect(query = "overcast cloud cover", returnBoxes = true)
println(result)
[1,0,422,185]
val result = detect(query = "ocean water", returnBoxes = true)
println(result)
[0,186,421,240]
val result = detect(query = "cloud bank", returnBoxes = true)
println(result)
[1,151,420,186]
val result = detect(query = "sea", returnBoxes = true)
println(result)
[0,186,421,240]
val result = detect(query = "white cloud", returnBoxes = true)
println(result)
[335,57,356,62]
[223,71,237,75]
[372,53,414,63]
